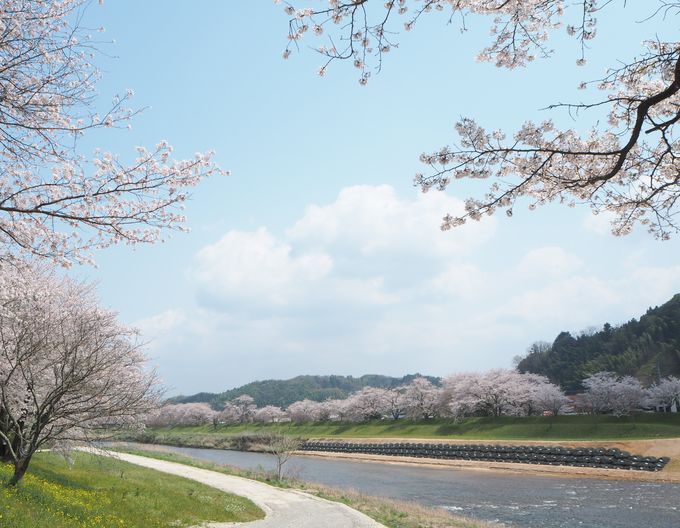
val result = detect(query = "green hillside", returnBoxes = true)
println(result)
[170,373,440,408]
[517,294,680,390]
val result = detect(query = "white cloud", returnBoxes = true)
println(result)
[136,185,680,395]
[517,246,582,277]
[287,184,497,257]
[427,263,490,300]
[499,276,621,326]
[136,309,185,334]
[192,227,333,308]
[582,211,617,236]
[626,265,680,307]
[190,185,496,314]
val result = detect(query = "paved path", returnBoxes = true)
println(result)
[87,449,385,527]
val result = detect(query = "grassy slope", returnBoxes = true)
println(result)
[139,414,680,443]
[0,451,263,528]
[112,445,494,528]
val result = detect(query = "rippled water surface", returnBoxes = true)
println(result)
[133,444,680,528]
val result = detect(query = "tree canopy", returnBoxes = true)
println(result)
[517,294,680,390]
[0,0,223,266]
[277,1,680,238]
[0,263,159,485]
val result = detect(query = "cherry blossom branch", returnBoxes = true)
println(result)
[277,1,680,238]
[0,0,226,265]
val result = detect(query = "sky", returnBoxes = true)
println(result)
[72,1,680,396]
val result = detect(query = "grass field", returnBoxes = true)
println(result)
[112,445,494,528]
[0,451,263,528]
[131,414,680,448]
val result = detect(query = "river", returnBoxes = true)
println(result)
[131,444,679,528]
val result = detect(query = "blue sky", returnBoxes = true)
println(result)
[75,2,680,395]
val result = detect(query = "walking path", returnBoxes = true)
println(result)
[86,449,385,527]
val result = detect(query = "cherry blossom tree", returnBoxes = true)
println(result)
[384,387,407,419]
[344,387,391,421]
[532,383,570,416]
[277,1,680,239]
[443,369,560,418]
[581,372,618,414]
[648,376,680,411]
[232,395,257,423]
[286,399,321,423]
[254,405,287,423]
[0,264,159,485]
[320,398,349,421]
[610,376,648,417]
[402,377,442,420]
[145,403,216,427]
[174,403,215,426]
[0,1,224,266]
[581,371,648,415]
[217,402,242,425]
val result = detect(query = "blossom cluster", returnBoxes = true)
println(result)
[276,0,606,83]
[276,1,680,238]
[0,263,159,482]
[0,0,225,265]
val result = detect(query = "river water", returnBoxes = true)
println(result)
[134,444,679,528]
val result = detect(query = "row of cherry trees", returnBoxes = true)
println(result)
[149,371,680,428]
[582,372,680,416]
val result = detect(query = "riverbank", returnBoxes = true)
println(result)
[121,415,680,483]
[133,414,680,442]
[294,437,680,483]
[111,444,500,528]
[89,449,387,528]
[120,435,680,483]
[112,442,680,528]
[0,451,263,528]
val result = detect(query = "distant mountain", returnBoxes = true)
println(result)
[169,373,441,408]
[517,294,680,390]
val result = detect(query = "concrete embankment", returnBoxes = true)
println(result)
[294,437,680,482]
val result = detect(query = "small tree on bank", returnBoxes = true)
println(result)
[267,434,302,481]
[0,264,159,485]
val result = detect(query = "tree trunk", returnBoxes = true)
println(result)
[0,443,11,463]
[7,455,32,486]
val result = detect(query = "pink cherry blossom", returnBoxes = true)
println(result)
[0,1,225,266]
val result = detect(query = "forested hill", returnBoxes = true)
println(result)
[517,294,680,390]
[169,374,441,408]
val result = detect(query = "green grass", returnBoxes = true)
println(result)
[129,414,680,446]
[111,445,494,528]
[0,451,263,528]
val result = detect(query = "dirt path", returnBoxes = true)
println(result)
[87,449,385,528]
